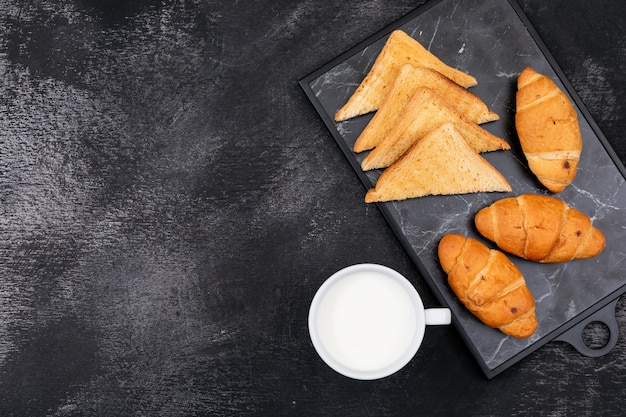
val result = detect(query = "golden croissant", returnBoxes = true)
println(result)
[438,234,537,338]
[515,67,582,193]
[475,194,605,263]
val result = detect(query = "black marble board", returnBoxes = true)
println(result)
[300,0,626,378]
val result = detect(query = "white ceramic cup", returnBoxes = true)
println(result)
[308,263,451,380]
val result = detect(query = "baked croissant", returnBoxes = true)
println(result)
[438,234,537,338]
[515,67,582,193]
[475,194,605,263]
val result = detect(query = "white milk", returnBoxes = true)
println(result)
[315,270,418,372]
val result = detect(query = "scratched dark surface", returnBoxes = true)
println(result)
[0,0,624,416]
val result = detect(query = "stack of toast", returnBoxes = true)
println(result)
[335,30,512,202]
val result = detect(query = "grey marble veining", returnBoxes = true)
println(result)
[305,0,626,376]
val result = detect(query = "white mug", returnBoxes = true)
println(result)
[308,263,451,380]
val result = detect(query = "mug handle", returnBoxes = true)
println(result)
[425,308,452,325]
[554,298,619,358]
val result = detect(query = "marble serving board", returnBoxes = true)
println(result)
[300,0,626,378]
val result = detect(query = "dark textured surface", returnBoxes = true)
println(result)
[0,0,624,416]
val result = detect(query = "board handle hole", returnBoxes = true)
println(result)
[582,321,611,350]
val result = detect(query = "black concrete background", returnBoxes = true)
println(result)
[0,0,624,416]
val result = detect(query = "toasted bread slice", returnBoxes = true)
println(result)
[354,65,499,152]
[335,30,478,122]
[361,87,509,171]
[365,123,511,203]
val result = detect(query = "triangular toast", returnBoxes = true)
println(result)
[354,64,499,152]
[361,87,510,171]
[364,123,511,203]
[335,30,478,122]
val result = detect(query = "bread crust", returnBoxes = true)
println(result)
[335,30,477,122]
[364,123,511,202]
[353,65,498,153]
[475,194,605,262]
[515,67,582,193]
[361,88,509,171]
[438,234,537,338]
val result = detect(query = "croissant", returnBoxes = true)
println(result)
[438,234,537,338]
[515,67,582,193]
[474,194,605,263]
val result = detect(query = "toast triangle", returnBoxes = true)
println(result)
[335,30,478,122]
[365,123,511,203]
[354,64,499,152]
[361,87,510,171]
